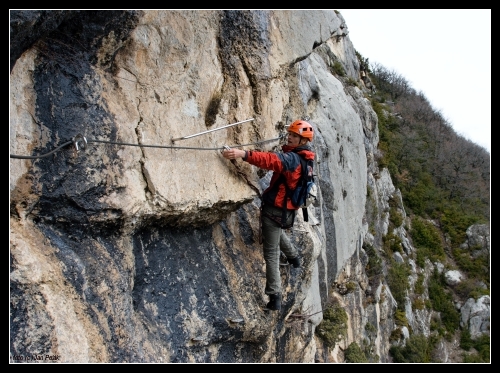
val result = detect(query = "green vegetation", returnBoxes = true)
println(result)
[346,281,356,293]
[460,332,490,363]
[383,232,403,255]
[370,99,399,172]
[412,297,425,310]
[394,309,409,328]
[346,76,359,87]
[331,61,346,77]
[459,329,474,350]
[452,246,489,286]
[364,243,383,280]
[365,322,377,334]
[365,185,378,234]
[315,304,348,348]
[368,62,489,229]
[389,328,403,343]
[462,352,489,363]
[386,262,410,308]
[389,334,435,363]
[412,273,426,310]
[430,314,446,337]
[455,278,489,300]
[439,206,483,246]
[344,342,368,363]
[389,206,403,228]
[410,217,445,267]
[414,273,425,295]
[351,49,490,364]
[428,270,460,334]
[355,50,371,73]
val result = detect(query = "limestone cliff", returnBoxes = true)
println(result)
[10,10,489,363]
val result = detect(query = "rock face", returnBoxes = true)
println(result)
[460,296,490,339]
[9,10,488,363]
[461,224,490,259]
[445,270,464,286]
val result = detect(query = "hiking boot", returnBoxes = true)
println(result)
[287,256,301,268]
[279,252,289,266]
[264,293,281,311]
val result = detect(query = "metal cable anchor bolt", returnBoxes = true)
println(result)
[72,134,88,151]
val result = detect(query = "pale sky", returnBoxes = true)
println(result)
[337,9,491,152]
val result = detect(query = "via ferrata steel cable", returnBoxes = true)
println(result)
[10,135,285,159]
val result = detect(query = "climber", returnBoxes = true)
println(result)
[222,120,316,311]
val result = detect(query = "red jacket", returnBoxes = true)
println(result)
[244,144,315,210]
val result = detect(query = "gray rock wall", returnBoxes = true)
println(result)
[12,10,487,364]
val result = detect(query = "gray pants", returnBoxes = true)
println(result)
[261,204,298,295]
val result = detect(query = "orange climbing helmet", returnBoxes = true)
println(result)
[288,120,314,142]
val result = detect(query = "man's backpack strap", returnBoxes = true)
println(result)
[296,155,310,222]
[302,206,309,222]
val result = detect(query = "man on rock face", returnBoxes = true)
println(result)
[222,120,315,311]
